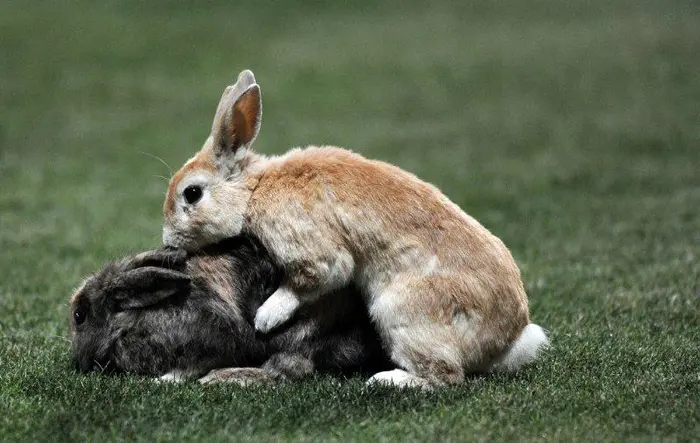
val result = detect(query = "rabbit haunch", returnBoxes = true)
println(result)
[162,70,549,388]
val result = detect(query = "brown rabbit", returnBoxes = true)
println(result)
[162,70,548,388]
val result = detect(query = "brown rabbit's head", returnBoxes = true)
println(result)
[162,70,262,251]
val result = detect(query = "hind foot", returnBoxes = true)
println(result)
[199,367,276,386]
[366,369,432,389]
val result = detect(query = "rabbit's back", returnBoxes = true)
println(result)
[248,146,525,296]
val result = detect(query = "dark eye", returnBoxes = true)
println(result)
[183,185,203,205]
[73,308,87,326]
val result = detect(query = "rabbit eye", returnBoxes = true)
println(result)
[73,308,87,326]
[183,185,203,205]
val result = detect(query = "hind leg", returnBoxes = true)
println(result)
[367,275,481,388]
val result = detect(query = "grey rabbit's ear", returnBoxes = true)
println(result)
[128,248,188,272]
[110,267,191,310]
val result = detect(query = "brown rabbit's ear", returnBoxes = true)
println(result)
[111,267,191,310]
[211,70,262,158]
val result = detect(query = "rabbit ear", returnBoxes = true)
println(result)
[129,248,188,272]
[212,70,256,131]
[111,267,191,310]
[211,70,262,159]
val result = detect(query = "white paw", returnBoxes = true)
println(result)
[155,370,188,383]
[254,288,302,333]
[366,369,430,389]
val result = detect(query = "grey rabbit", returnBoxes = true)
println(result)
[69,236,389,384]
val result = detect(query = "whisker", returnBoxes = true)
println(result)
[153,174,171,182]
[139,151,173,176]
[49,334,72,344]
[93,359,111,373]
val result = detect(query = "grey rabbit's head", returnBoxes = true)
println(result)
[69,237,280,376]
[69,248,189,372]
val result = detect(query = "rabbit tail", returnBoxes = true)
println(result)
[488,323,549,373]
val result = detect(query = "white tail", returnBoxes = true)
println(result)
[489,323,549,373]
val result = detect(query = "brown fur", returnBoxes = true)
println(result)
[244,147,529,381]
[164,156,217,217]
[162,71,547,387]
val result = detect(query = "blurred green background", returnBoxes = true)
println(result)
[1,0,698,441]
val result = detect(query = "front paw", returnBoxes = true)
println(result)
[254,288,301,333]
[199,368,275,387]
[154,369,189,383]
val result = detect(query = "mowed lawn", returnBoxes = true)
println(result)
[1,0,698,441]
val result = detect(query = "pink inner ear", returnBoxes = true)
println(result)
[230,87,260,148]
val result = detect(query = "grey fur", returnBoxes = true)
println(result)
[69,237,388,384]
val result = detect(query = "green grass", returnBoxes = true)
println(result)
[1,0,699,441]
